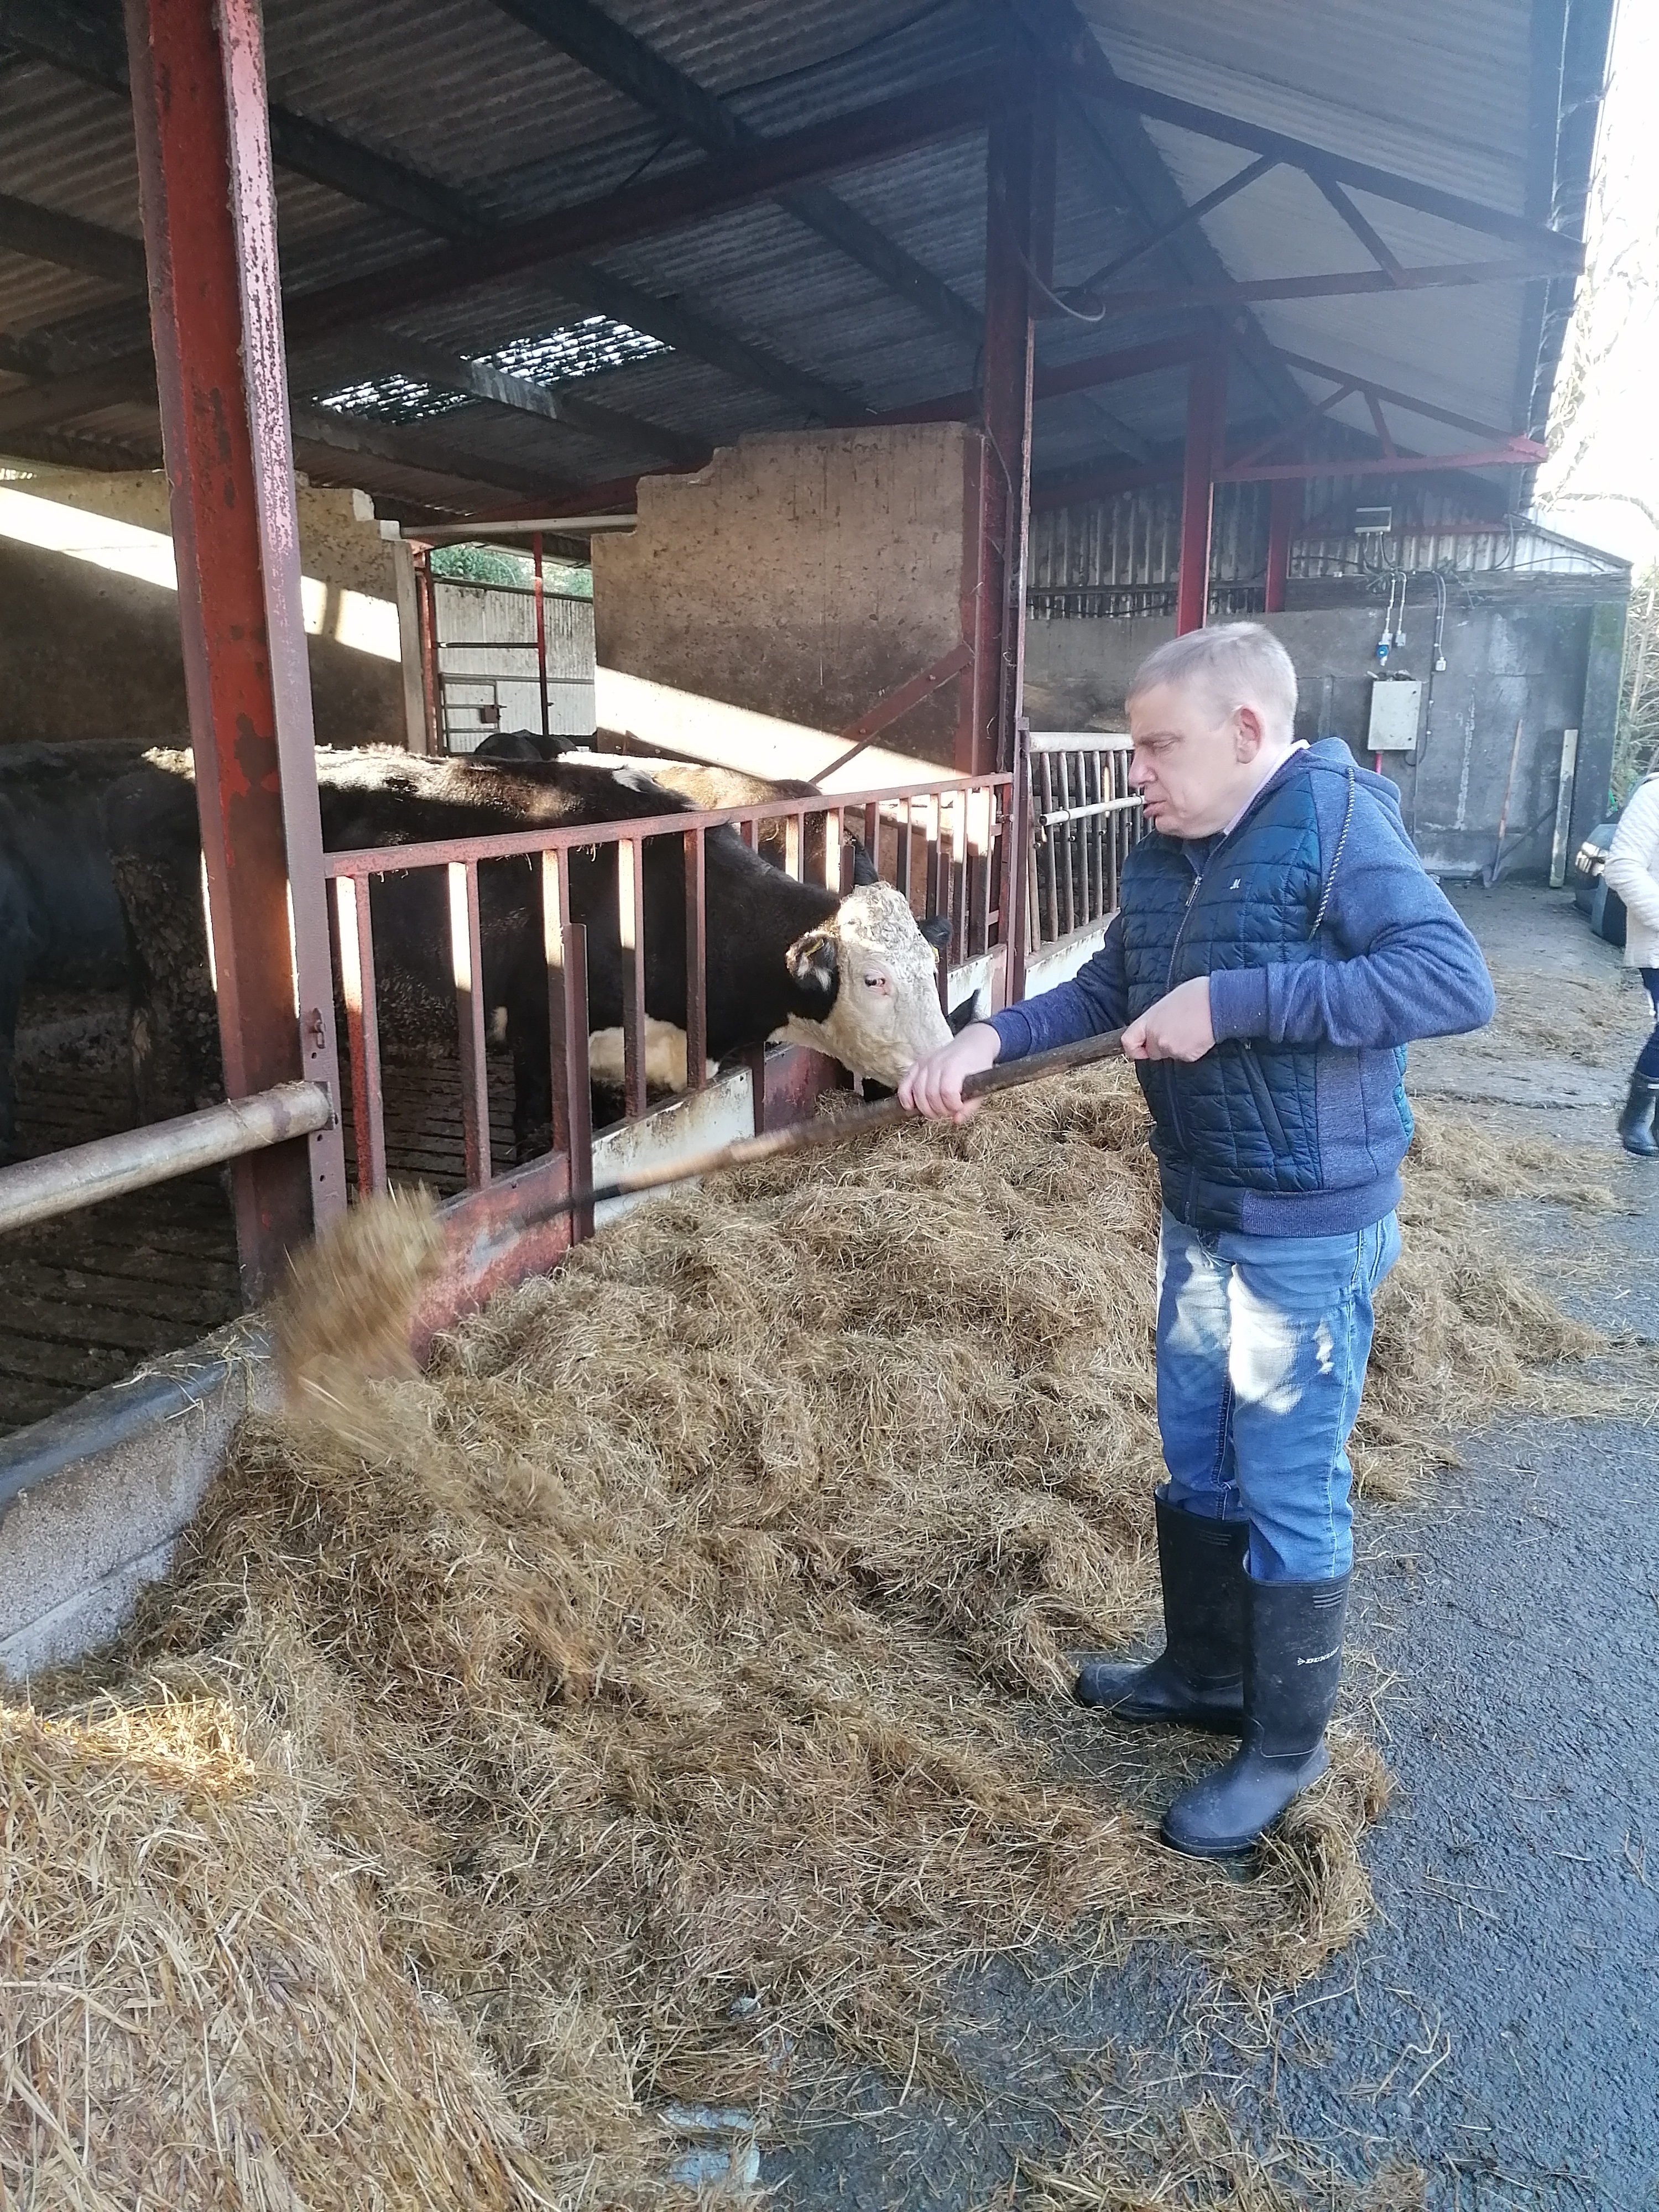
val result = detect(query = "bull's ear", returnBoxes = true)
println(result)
[919,914,952,952]
[786,927,838,1009]
[948,995,980,1034]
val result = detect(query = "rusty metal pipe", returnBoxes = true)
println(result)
[0,1081,334,1237]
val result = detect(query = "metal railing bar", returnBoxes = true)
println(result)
[334,876,387,1195]
[565,922,595,1242]
[449,859,492,1188]
[1038,752,1060,945]
[1029,732,1133,750]
[683,827,707,1092]
[321,774,1013,880]
[542,848,572,1159]
[618,836,647,1119]
[1035,794,1145,827]
[974,787,994,959]
[821,806,842,894]
[0,1081,333,1238]
[950,789,969,969]
[1056,750,1076,939]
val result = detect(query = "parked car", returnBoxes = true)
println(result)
[1573,810,1627,945]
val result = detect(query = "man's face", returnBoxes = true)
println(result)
[1127,680,1272,840]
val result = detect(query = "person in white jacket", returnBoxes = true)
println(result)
[1600,768,1659,1154]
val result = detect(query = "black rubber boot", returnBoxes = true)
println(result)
[1074,1498,1249,1734]
[1617,1074,1659,1157]
[1159,1573,1349,1858]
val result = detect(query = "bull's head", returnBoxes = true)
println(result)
[779,883,953,1086]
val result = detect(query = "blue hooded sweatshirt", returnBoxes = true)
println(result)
[988,738,1495,1235]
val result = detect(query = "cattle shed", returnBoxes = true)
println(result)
[0,0,1620,1672]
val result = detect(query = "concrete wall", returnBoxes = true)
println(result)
[0,470,408,749]
[1022,587,1626,879]
[593,425,976,765]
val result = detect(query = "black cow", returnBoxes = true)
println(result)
[107,749,955,1160]
[0,742,153,1159]
[472,728,848,883]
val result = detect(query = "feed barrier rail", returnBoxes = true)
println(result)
[322,771,1018,1242]
[1027,734,1144,954]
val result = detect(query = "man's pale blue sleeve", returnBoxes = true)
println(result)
[986,914,1129,1062]
[1207,783,1495,1050]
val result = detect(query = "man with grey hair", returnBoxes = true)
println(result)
[901,622,1494,1859]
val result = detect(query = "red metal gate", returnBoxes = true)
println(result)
[323,770,1015,1329]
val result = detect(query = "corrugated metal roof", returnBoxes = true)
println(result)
[0,0,1611,522]
[1078,0,1531,207]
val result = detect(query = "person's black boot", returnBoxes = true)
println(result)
[1159,1573,1349,1857]
[1617,1074,1659,1157]
[1074,1498,1248,1734]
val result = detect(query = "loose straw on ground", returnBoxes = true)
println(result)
[4,1070,1619,2209]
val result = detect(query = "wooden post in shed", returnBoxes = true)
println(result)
[1176,351,1228,634]
[125,0,346,1298]
[968,69,1051,777]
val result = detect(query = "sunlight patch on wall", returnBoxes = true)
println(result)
[0,487,400,661]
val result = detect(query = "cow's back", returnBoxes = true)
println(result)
[0,742,157,985]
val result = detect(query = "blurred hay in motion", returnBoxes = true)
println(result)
[270,1181,445,1439]
[5,1066,1610,2207]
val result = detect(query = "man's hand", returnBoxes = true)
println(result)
[898,1021,1000,1124]
[1122,976,1215,1062]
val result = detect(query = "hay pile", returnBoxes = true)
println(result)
[2,1068,1606,2206]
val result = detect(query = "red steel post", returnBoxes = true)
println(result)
[417,547,441,753]
[450,861,492,1187]
[1265,476,1297,614]
[124,0,346,1298]
[1176,351,1228,634]
[967,72,1047,778]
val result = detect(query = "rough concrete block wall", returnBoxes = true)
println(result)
[593,425,977,765]
[0,473,406,749]
[1022,593,1622,879]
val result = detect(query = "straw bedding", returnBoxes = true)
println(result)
[1,1069,1610,2206]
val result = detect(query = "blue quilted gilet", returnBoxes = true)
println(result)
[1122,760,1410,1228]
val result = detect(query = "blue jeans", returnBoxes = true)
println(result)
[1637,969,1659,1082]
[1154,1208,1401,1583]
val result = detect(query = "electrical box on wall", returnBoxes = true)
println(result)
[1366,677,1423,753]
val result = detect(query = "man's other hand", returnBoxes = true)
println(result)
[1123,977,1215,1062]
[898,1021,1001,1124]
